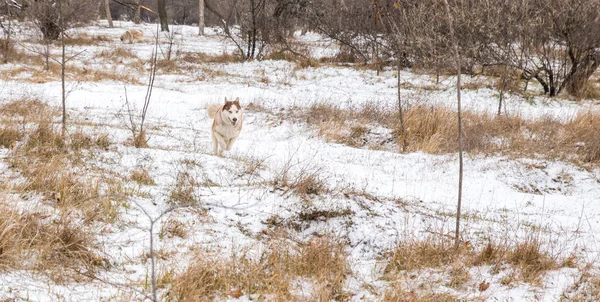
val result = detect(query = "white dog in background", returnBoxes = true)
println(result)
[207,98,243,156]
[120,29,144,43]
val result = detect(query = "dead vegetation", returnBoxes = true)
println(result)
[280,102,600,165]
[0,98,124,282]
[64,33,112,46]
[171,236,349,301]
[131,167,156,186]
[179,51,241,64]
[384,236,560,293]
[0,202,105,281]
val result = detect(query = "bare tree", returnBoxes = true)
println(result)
[198,0,204,35]
[0,2,14,63]
[157,0,169,31]
[14,0,97,40]
[206,0,271,60]
[441,0,463,249]
[104,0,113,27]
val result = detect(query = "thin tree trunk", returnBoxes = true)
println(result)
[59,0,67,134]
[442,0,463,249]
[498,63,508,116]
[3,5,11,63]
[157,0,169,32]
[134,1,141,24]
[198,0,205,35]
[150,221,157,302]
[397,61,407,152]
[104,0,113,27]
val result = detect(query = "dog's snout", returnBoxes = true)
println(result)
[232,118,238,122]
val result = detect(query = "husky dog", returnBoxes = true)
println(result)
[207,98,243,156]
[120,29,144,43]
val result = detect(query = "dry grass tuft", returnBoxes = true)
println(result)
[0,126,22,148]
[133,130,149,148]
[180,52,241,64]
[94,47,139,61]
[0,98,52,120]
[383,286,458,302]
[171,236,349,301]
[65,33,112,46]
[447,260,471,288]
[508,239,557,283]
[472,241,505,266]
[291,174,327,198]
[156,59,180,73]
[168,168,199,206]
[159,219,188,239]
[130,168,155,186]
[384,237,461,273]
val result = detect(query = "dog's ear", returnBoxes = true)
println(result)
[224,97,229,104]
[233,97,240,107]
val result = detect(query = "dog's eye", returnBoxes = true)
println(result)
[229,110,232,113]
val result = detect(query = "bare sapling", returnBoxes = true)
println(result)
[442,0,464,249]
[58,0,66,134]
[125,23,159,148]
[1,4,13,63]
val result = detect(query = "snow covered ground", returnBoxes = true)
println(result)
[1,21,600,301]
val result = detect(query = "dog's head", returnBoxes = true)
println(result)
[222,97,242,126]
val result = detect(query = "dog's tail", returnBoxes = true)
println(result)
[207,103,221,119]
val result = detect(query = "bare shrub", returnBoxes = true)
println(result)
[17,0,98,40]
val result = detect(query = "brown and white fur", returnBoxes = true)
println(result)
[208,98,243,156]
[120,29,144,43]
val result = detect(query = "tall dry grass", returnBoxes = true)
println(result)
[171,236,349,301]
[288,102,600,164]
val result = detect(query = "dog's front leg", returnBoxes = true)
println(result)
[225,136,238,151]
[211,133,219,155]
[213,133,228,156]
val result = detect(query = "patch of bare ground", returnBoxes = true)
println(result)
[171,236,349,301]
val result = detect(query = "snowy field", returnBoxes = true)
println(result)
[1,21,600,301]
